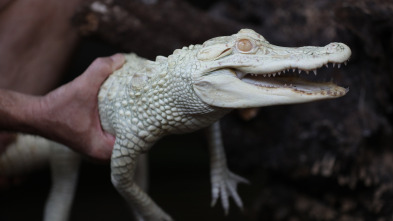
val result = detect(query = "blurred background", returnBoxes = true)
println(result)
[1,0,392,220]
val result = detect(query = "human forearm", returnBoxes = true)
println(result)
[0,54,124,160]
[0,89,42,134]
[0,86,113,160]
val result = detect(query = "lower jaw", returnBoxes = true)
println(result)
[240,75,347,96]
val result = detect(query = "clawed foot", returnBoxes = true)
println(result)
[210,168,249,214]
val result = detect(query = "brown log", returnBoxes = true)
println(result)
[72,0,241,58]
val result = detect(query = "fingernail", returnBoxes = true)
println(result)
[110,53,125,70]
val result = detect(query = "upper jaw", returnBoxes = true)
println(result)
[230,49,351,97]
[223,42,352,76]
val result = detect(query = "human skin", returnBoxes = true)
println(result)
[0,0,83,94]
[0,0,81,151]
[0,0,124,160]
[0,54,125,160]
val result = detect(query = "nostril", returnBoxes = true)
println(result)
[325,43,339,53]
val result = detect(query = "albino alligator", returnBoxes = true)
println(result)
[0,29,351,221]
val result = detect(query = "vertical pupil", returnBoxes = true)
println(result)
[237,39,252,52]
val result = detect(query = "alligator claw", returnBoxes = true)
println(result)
[211,168,249,214]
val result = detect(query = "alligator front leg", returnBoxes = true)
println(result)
[208,122,249,214]
[111,134,172,221]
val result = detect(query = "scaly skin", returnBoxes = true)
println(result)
[98,29,351,220]
[98,53,227,220]
[0,29,351,221]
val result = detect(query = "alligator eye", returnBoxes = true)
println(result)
[236,39,253,52]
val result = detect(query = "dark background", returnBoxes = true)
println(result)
[1,0,393,220]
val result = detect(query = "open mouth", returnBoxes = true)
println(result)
[234,60,350,96]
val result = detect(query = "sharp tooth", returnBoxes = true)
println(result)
[325,64,328,68]
[287,69,290,72]
[306,71,309,74]
[278,72,281,76]
[338,63,341,68]
[313,69,317,75]
[292,68,295,72]
[236,71,247,79]
[332,63,336,68]
[283,69,286,73]
[268,74,271,77]
[273,73,276,77]
[298,69,301,74]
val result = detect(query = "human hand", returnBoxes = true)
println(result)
[35,54,125,161]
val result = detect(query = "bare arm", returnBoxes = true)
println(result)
[0,54,125,160]
[0,90,39,133]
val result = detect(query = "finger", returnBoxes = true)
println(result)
[82,54,125,87]
[88,129,116,161]
[101,132,116,158]
[110,53,126,71]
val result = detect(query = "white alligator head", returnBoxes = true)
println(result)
[192,29,352,108]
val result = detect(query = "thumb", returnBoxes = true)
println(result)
[82,53,125,87]
[109,53,126,72]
